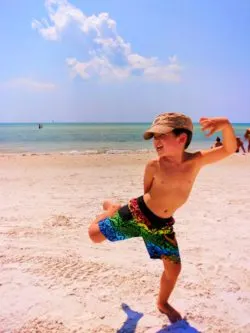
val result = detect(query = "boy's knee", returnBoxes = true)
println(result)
[175,262,182,275]
[88,224,105,243]
[164,262,182,280]
[88,225,96,242]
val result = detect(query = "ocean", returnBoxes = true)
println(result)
[0,123,249,154]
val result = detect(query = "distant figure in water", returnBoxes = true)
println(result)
[211,136,223,148]
[236,136,245,154]
[38,124,43,129]
[244,129,250,153]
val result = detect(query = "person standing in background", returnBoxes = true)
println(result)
[244,129,250,153]
[236,137,246,154]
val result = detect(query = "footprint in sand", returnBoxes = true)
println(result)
[15,318,71,333]
[45,215,73,227]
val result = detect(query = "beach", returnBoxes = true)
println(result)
[0,152,249,333]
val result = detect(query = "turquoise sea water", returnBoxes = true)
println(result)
[0,123,249,154]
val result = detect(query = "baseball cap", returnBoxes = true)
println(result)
[143,112,193,140]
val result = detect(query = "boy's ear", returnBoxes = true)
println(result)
[179,133,187,145]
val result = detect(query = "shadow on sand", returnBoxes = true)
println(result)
[116,303,200,333]
[153,319,201,333]
[117,303,143,333]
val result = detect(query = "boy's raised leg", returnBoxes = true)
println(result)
[157,258,182,323]
[88,201,121,243]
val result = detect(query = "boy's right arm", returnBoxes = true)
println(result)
[197,117,237,166]
[143,160,157,194]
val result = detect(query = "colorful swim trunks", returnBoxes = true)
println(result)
[98,196,180,263]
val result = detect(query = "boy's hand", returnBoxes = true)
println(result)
[200,117,230,137]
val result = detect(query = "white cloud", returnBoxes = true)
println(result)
[128,54,157,69]
[32,0,182,82]
[2,78,56,91]
[32,0,86,40]
[66,57,130,80]
[144,56,182,82]
[32,19,58,40]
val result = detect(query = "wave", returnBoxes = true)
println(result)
[0,148,155,156]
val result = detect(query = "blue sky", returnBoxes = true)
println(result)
[0,0,249,122]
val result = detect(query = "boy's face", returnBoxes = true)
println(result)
[153,131,186,156]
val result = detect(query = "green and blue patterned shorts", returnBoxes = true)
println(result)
[99,196,180,263]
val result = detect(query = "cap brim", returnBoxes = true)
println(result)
[143,125,173,140]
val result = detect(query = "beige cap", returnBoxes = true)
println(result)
[143,112,193,140]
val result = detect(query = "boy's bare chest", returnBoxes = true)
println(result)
[153,165,197,190]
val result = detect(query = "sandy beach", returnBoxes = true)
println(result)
[0,152,249,333]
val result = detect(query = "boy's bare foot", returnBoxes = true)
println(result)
[102,201,121,212]
[158,302,182,323]
[102,200,113,211]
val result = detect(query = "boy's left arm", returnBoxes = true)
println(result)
[198,117,237,166]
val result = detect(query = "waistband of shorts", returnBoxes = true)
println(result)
[136,196,174,228]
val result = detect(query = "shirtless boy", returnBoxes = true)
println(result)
[88,113,236,323]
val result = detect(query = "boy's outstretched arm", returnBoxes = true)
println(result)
[198,117,237,166]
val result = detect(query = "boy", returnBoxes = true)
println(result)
[88,112,236,323]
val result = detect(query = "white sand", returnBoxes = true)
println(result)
[0,153,249,333]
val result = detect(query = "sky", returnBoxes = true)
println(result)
[0,0,249,123]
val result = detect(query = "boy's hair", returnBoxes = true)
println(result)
[172,128,193,149]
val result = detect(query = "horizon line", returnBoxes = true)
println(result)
[0,121,250,125]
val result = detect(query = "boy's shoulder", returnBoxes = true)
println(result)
[184,151,202,162]
[144,158,161,173]
[146,158,159,168]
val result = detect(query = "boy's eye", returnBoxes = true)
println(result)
[154,134,165,139]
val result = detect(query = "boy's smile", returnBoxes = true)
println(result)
[156,144,164,153]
